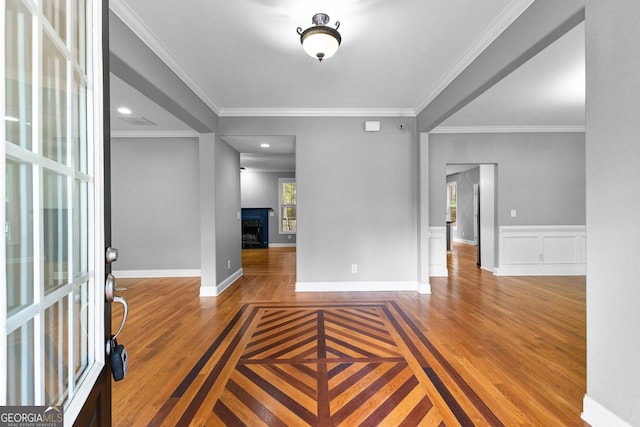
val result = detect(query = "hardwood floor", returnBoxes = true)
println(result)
[112,244,586,426]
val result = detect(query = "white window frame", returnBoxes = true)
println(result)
[278,177,296,234]
[447,180,457,228]
[1,0,105,423]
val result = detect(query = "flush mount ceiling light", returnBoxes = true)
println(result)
[297,13,341,62]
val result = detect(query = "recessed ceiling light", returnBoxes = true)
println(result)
[117,107,132,115]
[260,143,270,148]
[5,116,19,122]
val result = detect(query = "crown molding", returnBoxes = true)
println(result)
[109,0,538,120]
[414,0,535,114]
[109,0,221,115]
[111,130,200,139]
[219,108,417,118]
[431,125,585,134]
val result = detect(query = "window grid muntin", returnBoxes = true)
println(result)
[278,178,297,234]
[3,0,97,410]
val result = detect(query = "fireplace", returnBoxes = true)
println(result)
[241,208,269,248]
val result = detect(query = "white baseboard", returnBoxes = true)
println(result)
[200,268,243,297]
[268,243,296,248]
[582,395,633,427]
[296,281,420,293]
[453,237,477,245]
[418,282,431,294]
[112,269,201,278]
[199,286,217,297]
[216,268,243,295]
[480,266,496,274]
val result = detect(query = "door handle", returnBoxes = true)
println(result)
[105,274,116,303]
[112,295,128,341]
[105,279,129,356]
[105,274,128,339]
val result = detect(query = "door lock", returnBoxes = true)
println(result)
[106,246,119,264]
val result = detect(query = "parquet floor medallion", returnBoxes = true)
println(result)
[152,302,502,426]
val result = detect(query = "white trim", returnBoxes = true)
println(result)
[278,177,296,234]
[418,282,431,295]
[431,125,586,134]
[453,237,477,245]
[112,269,201,278]
[582,395,633,427]
[108,0,221,114]
[296,281,421,293]
[111,130,199,139]
[66,0,105,423]
[480,266,496,274]
[0,0,6,405]
[429,226,448,277]
[268,243,297,248]
[414,0,535,113]
[219,108,416,118]
[107,0,538,120]
[199,268,243,297]
[215,268,243,296]
[495,225,586,276]
[199,286,217,297]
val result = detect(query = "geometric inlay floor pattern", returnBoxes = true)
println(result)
[150,302,504,426]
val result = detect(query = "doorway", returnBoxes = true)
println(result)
[446,164,496,273]
[227,135,296,255]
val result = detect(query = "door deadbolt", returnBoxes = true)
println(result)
[106,247,119,264]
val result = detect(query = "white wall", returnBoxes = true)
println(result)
[479,164,496,271]
[583,2,640,426]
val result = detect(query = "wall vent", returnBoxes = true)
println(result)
[118,116,157,126]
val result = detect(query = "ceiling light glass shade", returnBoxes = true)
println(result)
[297,13,341,62]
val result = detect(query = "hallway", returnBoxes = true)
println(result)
[112,245,586,426]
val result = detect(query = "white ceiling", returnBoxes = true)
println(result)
[109,0,585,170]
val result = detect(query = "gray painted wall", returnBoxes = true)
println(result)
[447,167,479,242]
[109,12,218,133]
[241,171,297,245]
[417,0,584,132]
[585,1,640,425]
[111,137,201,270]
[215,138,242,282]
[430,132,586,227]
[221,116,418,284]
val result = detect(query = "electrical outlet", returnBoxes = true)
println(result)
[511,209,517,218]
[351,264,358,273]
[227,260,231,270]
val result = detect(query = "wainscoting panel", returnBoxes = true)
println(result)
[496,226,586,276]
[429,226,448,277]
